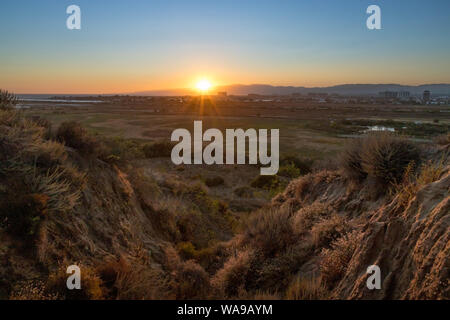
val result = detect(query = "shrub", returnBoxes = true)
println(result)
[361,133,420,186]
[311,214,351,248]
[56,121,98,154]
[278,162,301,178]
[0,182,49,238]
[393,157,446,209]
[244,207,295,256]
[280,155,313,175]
[205,176,225,187]
[98,137,145,162]
[233,186,254,198]
[293,202,334,233]
[0,90,18,110]
[114,264,169,300]
[175,260,210,299]
[46,265,105,300]
[177,241,197,260]
[341,133,420,187]
[212,250,253,298]
[340,138,367,181]
[320,231,361,287]
[142,140,174,158]
[250,174,281,190]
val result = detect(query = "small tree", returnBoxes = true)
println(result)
[0,90,18,110]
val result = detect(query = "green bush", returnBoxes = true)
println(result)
[142,141,174,158]
[250,175,281,190]
[280,155,312,175]
[278,162,301,178]
[233,186,253,198]
[205,176,225,187]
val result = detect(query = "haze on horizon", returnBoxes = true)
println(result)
[1,0,449,94]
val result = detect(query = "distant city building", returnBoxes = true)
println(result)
[398,91,410,99]
[378,91,410,100]
[307,92,328,98]
[379,91,398,99]
[423,90,431,102]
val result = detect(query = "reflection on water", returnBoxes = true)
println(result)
[365,125,395,132]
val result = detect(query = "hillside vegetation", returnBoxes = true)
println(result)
[0,91,448,300]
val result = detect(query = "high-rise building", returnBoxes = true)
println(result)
[423,90,431,102]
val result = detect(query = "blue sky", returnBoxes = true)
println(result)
[1,0,449,93]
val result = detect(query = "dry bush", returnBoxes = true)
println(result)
[293,202,334,234]
[285,276,329,300]
[28,167,81,214]
[0,90,18,110]
[320,231,361,287]
[212,250,253,298]
[244,206,295,256]
[340,133,420,188]
[26,139,67,168]
[96,256,170,300]
[175,260,211,299]
[254,244,313,292]
[311,214,351,248]
[340,137,367,181]
[29,116,52,139]
[56,121,98,155]
[46,264,105,300]
[115,265,170,300]
[361,133,420,186]
[393,157,446,209]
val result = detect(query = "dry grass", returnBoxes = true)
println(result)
[320,231,361,287]
[0,109,82,240]
[293,202,334,233]
[392,156,447,209]
[285,276,329,300]
[311,214,351,248]
[46,264,105,300]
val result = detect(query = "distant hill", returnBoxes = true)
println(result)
[130,83,450,96]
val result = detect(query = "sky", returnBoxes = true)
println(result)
[0,0,449,94]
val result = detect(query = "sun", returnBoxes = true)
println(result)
[196,79,212,93]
